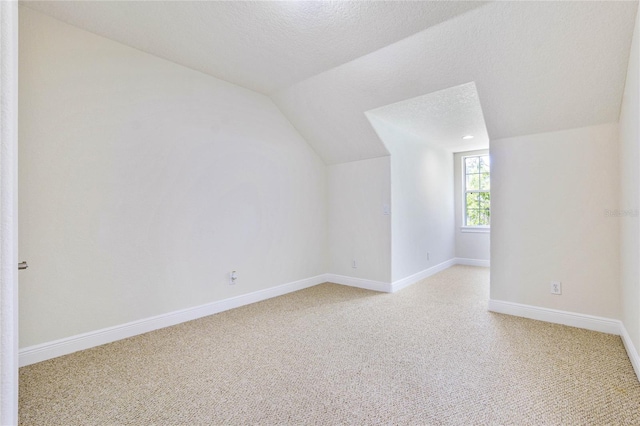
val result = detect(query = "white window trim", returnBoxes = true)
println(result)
[461,153,491,230]
[460,226,490,233]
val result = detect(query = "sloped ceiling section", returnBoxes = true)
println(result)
[366,82,490,153]
[22,0,487,94]
[273,1,638,164]
[23,1,638,166]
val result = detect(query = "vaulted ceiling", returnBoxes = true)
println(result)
[366,82,490,154]
[23,1,486,94]
[23,1,638,165]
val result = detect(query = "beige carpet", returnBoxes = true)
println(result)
[19,266,640,425]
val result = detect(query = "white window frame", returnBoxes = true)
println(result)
[461,153,490,233]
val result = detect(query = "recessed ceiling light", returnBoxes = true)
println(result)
[462,135,474,140]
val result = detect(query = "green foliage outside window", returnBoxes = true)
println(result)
[464,155,490,226]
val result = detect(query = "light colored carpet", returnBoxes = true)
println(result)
[19,266,640,425]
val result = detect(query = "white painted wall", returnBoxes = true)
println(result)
[619,6,640,356]
[327,157,391,282]
[490,124,620,319]
[367,116,455,282]
[454,150,490,262]
[18,8,327,347]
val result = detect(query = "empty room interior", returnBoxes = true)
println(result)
[3,0,640,424]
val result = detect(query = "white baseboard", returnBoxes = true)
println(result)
[619,324,640,381]
[25,263,637,383]
[17,261,497,368]
[19,274,326,367]
[325,258,486,294]
[324,273,391,293]
[21,262,460,366]
[488,299,621,335]
[390,259,457,292]
[489,299,640,382]
[455,257,490,267]
[326,259,462,294]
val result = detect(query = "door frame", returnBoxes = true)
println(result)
[0,1,19,424]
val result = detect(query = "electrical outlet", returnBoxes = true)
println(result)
[550,281,562,295]
[427,252,430,261]
[352,260,357,269]
[229,271,237,285]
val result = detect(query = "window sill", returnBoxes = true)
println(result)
[461,226,490,234]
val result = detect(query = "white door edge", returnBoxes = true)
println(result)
[0,1,19,424]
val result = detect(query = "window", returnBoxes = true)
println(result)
[463,155,490,227]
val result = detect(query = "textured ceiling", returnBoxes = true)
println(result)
[22,1,639,165]
[366,82,489,153]
[22,0,486,94]
[273,1,638,164]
